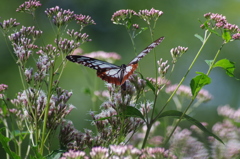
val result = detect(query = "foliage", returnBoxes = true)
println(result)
[0,0,239,158]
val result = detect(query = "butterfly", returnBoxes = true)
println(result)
[66,36,164,85]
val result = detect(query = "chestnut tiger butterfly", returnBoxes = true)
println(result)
[66,37,164,85]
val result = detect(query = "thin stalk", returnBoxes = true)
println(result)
[39,65,54,154]
[164,42,224,144]
[206,42,225,75]
[3,119,10,159]
[164,32,225,145]
[164,99,194,145]
[153,31,212,123]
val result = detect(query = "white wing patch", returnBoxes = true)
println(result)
[124,65,133,76]
[105,69,121,78]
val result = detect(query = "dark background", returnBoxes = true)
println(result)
[0,0,239,155]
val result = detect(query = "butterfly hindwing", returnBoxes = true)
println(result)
[97,67,124,85]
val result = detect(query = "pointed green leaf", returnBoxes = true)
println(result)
[0,128,21,159]
[123,106,145,120]
[190,72,211,98]
[222,29,231,43]
[213,59,235,77]
[202,21,221,37]
[158,110,224,144]
[145,79,155,92]
[134,27,148,38]
[194,34,204,42]
[45,150,66,159]
[96,106,145,121]
[10,130,29,140]
[205,60,213,66]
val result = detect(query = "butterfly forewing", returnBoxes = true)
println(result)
[128,37,165,65]
[66,55,119,70]
[66,55,123,85]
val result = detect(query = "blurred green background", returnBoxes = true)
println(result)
[0,0,240,153]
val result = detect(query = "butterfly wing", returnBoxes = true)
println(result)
[66,55,123,85]
[66,36,164,85]
[128,36,165,65]
[120,37,165,83]
[66,55,119,70]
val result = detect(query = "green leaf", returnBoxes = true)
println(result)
[190,72,211,98]
[205,60,213,66]
[83,87,91,95]
[145,79,155,93]
[96,106,145,121]
[45,150,66,159]
[202,21,220,36]
[134,27,148,38]
[222,29,231,43]
[158,110,224,144]
[194,34,204,42]
[10,130,29,140]
[213,59,235,77]
[0,128,21,159]
[30,145,47,159]
[123,106,145,120]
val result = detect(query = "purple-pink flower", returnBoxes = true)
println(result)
[83,51,121,63]
[138,8,163,24]
[111,9,137,25]
[16,0,41,14]
[0,84,8,92]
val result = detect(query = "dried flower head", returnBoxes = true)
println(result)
[90,147,109,158]
[147,77,170,89]
[16,0,41,15]
[19,26,43,39]
[133,24,139,29]
[170,46,188,63]
[232,33,240,40]
[11,88,74,131]
[37,44,58,56]
[0,84,8,92]
[13,45,32,63]
[45,6,74,27]
[111,9,137,26]
[202,12,240,35]
[138,8,163,24]
[67,29,91,43]
[60,149,87,159]
[128,74,146,92]
[140,147,177,159]
[0,18,20,31]
[157,58,170,76]
[24,68,33,83]
[74,14,96,29]
[55,38,80,54]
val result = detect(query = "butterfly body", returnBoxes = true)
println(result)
[66,36,164,85]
